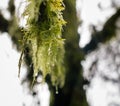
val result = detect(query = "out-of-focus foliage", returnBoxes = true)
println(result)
[80,1,120,106]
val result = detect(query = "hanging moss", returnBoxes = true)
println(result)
[19,0,66,87]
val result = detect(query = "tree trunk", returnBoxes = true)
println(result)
[50,0,88,106]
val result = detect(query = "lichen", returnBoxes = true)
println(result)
[19,0,66,87]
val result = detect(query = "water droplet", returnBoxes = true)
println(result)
[48,48,51,55]
[56,90,58,94]
[37,75,42,83]
[35,73,38,77]
[52,63,55,67]
[55,86,59,94]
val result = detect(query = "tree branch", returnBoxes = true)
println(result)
[0,13,9,32]
[83,8,120,54]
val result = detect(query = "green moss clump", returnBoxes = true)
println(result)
[19,0,66,87]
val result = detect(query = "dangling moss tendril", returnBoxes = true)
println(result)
[19,0,66,88]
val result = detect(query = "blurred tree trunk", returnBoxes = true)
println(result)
[50,0,88,106]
